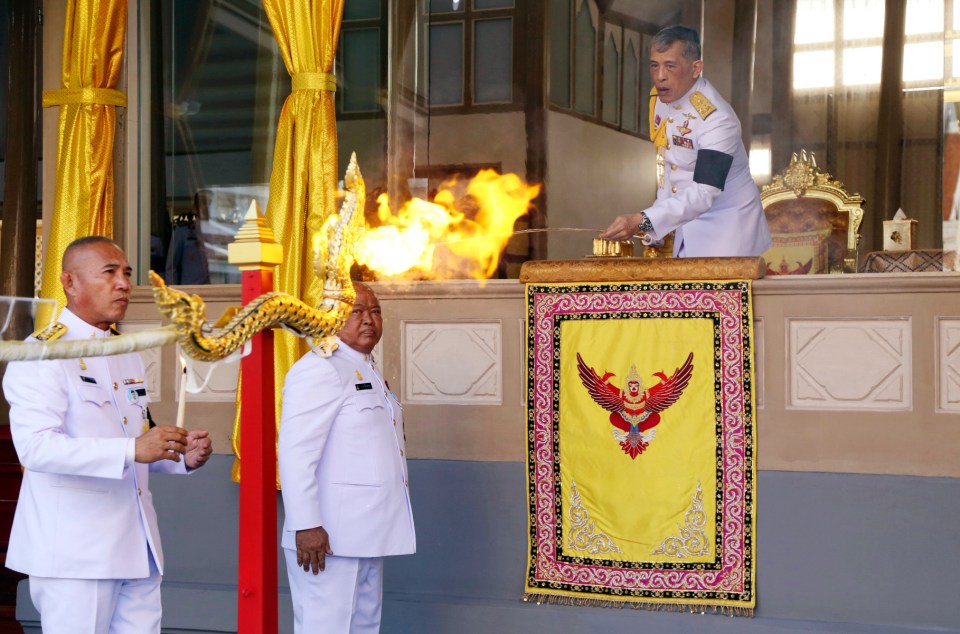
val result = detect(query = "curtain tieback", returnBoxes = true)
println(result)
[291,72,337,93]
[42,87,127,108]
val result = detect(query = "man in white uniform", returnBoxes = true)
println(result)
[601,26,771,257]
[279,283,415,634]
[3,236,213,633]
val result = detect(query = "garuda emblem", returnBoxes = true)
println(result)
[576,352,694,459]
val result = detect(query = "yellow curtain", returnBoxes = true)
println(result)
[232,0,344,482]
[39,0,128,324]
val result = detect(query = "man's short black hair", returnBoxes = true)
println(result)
[62,236,122,270]
[651,25,701,62]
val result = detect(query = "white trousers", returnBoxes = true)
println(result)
[28,560,162,634]
[284,549,384,634]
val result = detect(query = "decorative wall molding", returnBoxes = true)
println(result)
[937,318,960,413]
[787,318,911,411]
[117,321,162,401]
[403,321,502,404]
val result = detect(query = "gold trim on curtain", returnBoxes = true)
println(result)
[231,0,344,483]
[38,0,128,326]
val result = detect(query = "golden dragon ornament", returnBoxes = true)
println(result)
[0,154,366,363]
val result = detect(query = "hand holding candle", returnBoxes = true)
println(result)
[176,353,188,428]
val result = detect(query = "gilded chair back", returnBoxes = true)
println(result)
[760,151,865,273]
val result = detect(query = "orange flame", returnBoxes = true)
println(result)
[353,170,540,279]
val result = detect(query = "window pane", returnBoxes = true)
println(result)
[429,23,464,105]
[905,0,943,35]
[474,18,513,103]
[341,29,381,112]
[622,38,639,132]
[602,32,620,125]
[430,0,464,13]
[793,50,836,88]
[574,2,596,115]
[842,46,882,86]
[475,0,514,8]
[549,0,572,108]
[843,0,884,40]
[903,41,944,82]
[344,0,380,21]
[952,39,960,79]
[796,0,835,44]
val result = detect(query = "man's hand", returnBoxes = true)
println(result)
[600,212,648,242]
[184,430,213,469]
[135,425,187,463]
[296,526,333,575]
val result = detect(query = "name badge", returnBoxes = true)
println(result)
[355,382,373,391]
[80,376,97,384]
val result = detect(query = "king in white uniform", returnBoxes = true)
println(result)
[601,25,771,257]
[279,283,415,634]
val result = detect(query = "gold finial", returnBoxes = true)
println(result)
[227,200,283,270]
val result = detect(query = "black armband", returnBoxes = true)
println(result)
[693,149,734,190]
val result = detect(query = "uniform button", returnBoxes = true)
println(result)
[137,488,142,496]
[671,164,677,171]
[672,186,678,193]
[122,416,128,425]
[400,449,404,456]
[113,382,118,390]
[667,116,674,123]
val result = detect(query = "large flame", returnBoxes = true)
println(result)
[353,170,540,279]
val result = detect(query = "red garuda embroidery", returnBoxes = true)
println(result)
[576,352,694,459]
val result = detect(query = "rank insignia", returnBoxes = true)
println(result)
[32,322,66,342]
[676,121,692,136]
[690,91,716,119]
[355,370,364,381]
[79,358,87,371]
[672,135,694,149]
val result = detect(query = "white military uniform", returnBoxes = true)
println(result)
[3,308,186,634]
[646,76,771,257]
[279,338,415,634]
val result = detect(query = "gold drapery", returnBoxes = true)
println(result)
[232,0,344,482]
[39,0,128,324]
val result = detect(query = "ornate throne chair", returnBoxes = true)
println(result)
[760,151,865,274]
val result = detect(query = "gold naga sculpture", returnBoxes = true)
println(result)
[0,154,366,362]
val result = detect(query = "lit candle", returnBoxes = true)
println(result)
[176,353,188,428]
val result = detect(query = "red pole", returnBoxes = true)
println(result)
[229,202,282,634]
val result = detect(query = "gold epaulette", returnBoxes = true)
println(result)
[32,322,67,342]
[690,92,716,119]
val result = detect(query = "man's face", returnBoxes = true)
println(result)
[61,242,133,330]
[338,285,383,355]
[650,41,702,104]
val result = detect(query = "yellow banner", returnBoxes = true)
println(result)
[559,316,716,563]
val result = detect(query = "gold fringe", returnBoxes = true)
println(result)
[520,593,754,617]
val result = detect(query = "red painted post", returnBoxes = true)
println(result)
[228,202,283,634]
